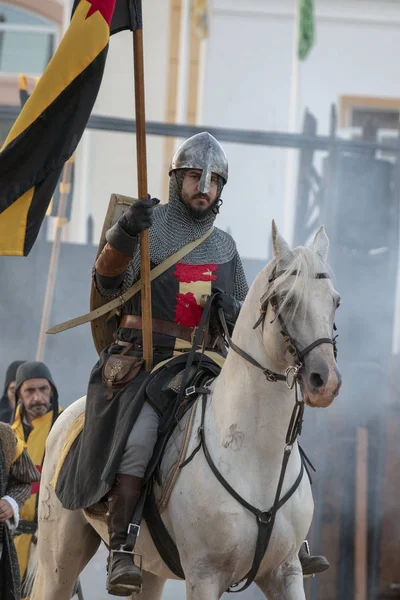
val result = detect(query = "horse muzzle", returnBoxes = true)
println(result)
[301,356,342,408]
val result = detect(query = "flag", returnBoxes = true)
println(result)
[19,75,76,225]
[192,0,209,39]
[17,75,75,223]
[298,0,314,60]
[0,0,142,257]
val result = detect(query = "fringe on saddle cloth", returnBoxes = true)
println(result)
[53,351,223,511]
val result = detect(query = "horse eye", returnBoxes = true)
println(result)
[281,293,294,309]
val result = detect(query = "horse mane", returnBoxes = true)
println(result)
[261,246,331,320]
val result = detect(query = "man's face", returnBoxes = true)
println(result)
[180,169,219,219]
[6,381,16,409]
[19,378,52,421]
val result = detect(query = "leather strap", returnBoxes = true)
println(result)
[14,519,37,535]
[47,227,214,335]
[120,315,208,344]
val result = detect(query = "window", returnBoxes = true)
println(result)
[339,95,400,161]
[0,3,58,75]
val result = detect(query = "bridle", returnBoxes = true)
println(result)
[219,268,338,390]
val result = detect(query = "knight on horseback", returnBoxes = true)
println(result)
[55,132,328,596]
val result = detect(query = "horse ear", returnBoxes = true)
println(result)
[312,226,329,263]
[271,220,292,262]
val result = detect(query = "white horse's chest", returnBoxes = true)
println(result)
[158,403,314,582]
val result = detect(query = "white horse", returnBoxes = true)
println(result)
[31,223,341,600]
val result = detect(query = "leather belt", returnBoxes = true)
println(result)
[120,315,208,345]
[15,520,37,536]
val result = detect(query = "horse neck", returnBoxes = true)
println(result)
[212,278,296,456]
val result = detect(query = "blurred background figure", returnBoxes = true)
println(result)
[0,361,26,424]
[0,422,40,600]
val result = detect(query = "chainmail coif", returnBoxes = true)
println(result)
[130,171,248,300]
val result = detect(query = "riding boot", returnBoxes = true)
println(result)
[299,541,330,576]
[107,473,143,596]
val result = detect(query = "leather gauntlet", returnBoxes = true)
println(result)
[95,243,132,278]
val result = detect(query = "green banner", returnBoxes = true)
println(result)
[298,0,315,60]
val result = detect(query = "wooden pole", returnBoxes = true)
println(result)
[133,27,153,371]
[36,159,73,361]
[355,426,368,600]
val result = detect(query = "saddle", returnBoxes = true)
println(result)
[145,354,220,482]
[145,360,199,419]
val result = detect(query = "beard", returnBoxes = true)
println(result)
[28,402,50,418]
[180,192,219,220]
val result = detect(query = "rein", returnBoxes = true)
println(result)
[180,270,338,592]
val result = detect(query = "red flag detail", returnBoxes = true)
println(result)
[174,263,218,283]
[85,0,116,25]
[174,292,203,327]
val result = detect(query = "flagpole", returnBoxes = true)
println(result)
[282,0,300,244]
[132,6,153,371]
[36,159,73,362]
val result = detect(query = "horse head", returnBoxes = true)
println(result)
[253,222,342,408]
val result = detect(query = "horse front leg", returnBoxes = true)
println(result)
[182,556,234,600]
[185,579,222,600]
[256,560,306,600]
[32,482,101,600]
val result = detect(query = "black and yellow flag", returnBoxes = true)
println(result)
[18,75,76,223]
[0,0,142,256]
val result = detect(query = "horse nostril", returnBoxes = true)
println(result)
[309,372,324,389]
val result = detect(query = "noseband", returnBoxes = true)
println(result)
[220,268,338,389]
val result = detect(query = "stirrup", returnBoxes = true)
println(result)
[301,540,314,579]
[107,549,143,596]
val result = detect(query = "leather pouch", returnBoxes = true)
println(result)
[102,353,143,389]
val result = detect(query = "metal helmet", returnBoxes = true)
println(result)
[169,132,228,194]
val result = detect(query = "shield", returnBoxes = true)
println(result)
[90,193,136,355]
